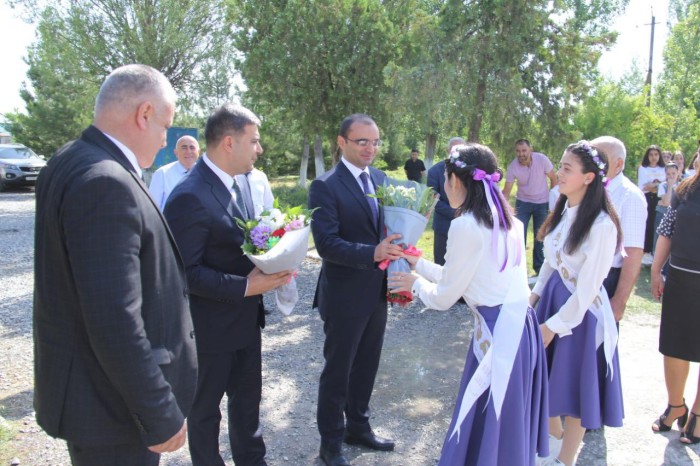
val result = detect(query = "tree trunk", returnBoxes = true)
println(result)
[468,72,487,143]
[425,133,438,168]
[299,135,310,187]
[313,134,325,178]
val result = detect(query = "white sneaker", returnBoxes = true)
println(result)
[642,253,653,266]
[539,458,564,466]
[535,435,563,466]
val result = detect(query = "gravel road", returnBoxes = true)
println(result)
[1,189,699,465]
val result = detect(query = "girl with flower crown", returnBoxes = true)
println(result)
[389,143,549,465]
[531,141,624,466]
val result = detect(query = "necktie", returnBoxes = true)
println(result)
[359,172,378,225]
[232,178,248,219]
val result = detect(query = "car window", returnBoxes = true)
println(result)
[0,147,39,159]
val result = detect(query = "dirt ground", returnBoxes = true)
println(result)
[1,190,700,465]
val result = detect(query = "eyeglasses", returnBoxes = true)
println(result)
[344,137,382,148]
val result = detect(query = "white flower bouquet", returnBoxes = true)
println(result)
[374,179,437,305]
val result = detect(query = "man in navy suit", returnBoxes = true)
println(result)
[164,104,292,466]
[309,114,403,466]
[426,136,466,265]
[34,64,197,465]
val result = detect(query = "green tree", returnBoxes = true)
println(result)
[6,0,236,156]
[439,0,626,160]
[654,1,700,145]
[231,0,400,178]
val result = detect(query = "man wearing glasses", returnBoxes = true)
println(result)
[309,114,403,466]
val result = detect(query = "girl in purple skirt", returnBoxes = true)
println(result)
[389,143,549,465]
[531,141,624,466]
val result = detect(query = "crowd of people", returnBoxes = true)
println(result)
[31,63,700,466]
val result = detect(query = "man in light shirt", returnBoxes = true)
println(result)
[502,139,557,275]
[149,135,200,210]
[592,136,647,322]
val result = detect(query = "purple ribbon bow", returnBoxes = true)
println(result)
[471,168,519,272]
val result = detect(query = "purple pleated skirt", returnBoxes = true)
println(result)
[438,305,549,466]
[536,271,624,428]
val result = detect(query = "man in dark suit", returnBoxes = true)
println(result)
[164,104,292,466]
[309,114,403,466]
[426,137,465,265]
[33,64,197,466]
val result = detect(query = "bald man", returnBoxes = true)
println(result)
[149,135,200,210]
[591,136,647,322]
[34,64,197,465]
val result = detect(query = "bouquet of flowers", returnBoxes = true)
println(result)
[374,179,437,306]
[237,204,317,315]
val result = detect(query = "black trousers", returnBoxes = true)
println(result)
[644,192,658,253]
[433,231,448,266]
[67,441,159,466]
[603,266,622,299]
[188,329,265,466]
[317,303,388,449]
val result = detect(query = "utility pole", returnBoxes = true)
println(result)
[645,8,660,107]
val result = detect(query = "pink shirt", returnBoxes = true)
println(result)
[506,152,553,203]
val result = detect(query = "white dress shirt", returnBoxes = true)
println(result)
[148,161,190,210]
[247,168,274,217]
[102,132,142,179]
[412,213,527,310]
[533,204,617,335]
[606,174,647,267]
[340,157,378,211]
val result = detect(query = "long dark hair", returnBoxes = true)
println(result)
[538,141,622,254]
[641,145,665,168]
[445,143,513,231]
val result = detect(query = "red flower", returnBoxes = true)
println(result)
[271,228,286,238]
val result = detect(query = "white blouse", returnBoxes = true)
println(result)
[637,165,666,193]
[411,213,526,310]
[532,204,617,336]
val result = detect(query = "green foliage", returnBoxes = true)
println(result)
[273,185,309,209]
[7,0,236,157]
[231,0,401,174]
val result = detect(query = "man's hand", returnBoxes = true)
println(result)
[245,268,294,296]
[148,421,187,453]
[610,295,626,322]
[610,295,627,322]
[374,234,403,262]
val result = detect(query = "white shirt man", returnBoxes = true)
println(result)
[245,168,274,217]
[592,136,647,321]
[149,135,200,210]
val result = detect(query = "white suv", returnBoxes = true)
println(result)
[0,144,47,191]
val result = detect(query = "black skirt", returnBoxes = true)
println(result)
[644,191,659,253]
[659,265,700,362]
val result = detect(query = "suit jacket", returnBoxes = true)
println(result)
[164,160,265,354]
[309,162,387,318]
[427,160,456,235]
[33,125,197,448]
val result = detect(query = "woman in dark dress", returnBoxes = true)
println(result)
[651,169,700,444]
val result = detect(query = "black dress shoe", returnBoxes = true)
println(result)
[343,430,395,451]
[319,446,351,466]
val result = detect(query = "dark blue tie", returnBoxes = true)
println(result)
[359,172,378,225]
[232,178,248,220]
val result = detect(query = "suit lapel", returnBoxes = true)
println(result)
[336,162,379,233]
[195,162,242,222]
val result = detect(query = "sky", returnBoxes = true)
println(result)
[0,0,671,118]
